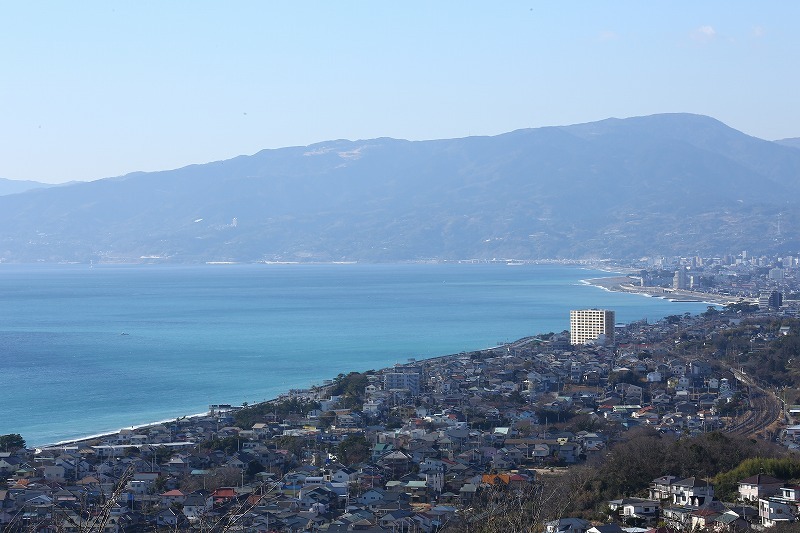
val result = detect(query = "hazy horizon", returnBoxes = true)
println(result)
[2,2,798,184]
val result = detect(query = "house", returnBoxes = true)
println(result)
[689,506,725,530]
[331,467,357,484]
[371,443,394,462]
[586,524,624,533]
[211,487,237,505]
[738,473,783,502]
[378,450,413,478]
[545,517,591,533]
[785,425,800,439]
[690,360,712,377]
[56,511,121,533]
[557,443,582,463]
[183,492,212,521]
[42,464,66,482]
[759,496,797,527]
[379,509,415,529]
[711,510,750,531]
[160,489,186,506]
[481,473,529,489]
[459,483,478,504]
[156,508,184,527]
[300,485,338,508]
[358,488,387,506]
[661,506,695,529]
[413,510,447,532]
[607,497,660,524]
[579,432,607,450]
[671,477,714,506]
[402,480,428,502]
[777,485,800,502]
[0,456,21,475]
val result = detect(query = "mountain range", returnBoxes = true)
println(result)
[2,113,800,263]
[0,178,51,197]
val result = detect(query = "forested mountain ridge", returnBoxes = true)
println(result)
[0,177,51,197]
[1,113,799,263]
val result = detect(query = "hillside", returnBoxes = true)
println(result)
[0,178,51,197]
[1,113,800,263]
[775,137,800,150]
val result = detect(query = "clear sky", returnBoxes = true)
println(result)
[1,2,797,183]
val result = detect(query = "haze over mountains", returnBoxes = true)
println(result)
[0,178,51,197]
[2,113,800,263]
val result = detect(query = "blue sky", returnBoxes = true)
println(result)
[1,2,797,183]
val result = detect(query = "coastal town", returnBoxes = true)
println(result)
[4,0,800,531]
[5,252,800,532]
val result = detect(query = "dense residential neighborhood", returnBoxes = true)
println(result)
[2,307,800,531]
[6,252,800,531]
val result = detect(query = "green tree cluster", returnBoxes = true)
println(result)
[714,317,800,388]
[327,372,370,409]
[0,433,25,451]
[713,457,800,501]
[568,428,781,515]
[725,301,759,313]
[234,397,321,429]
[337,433,370,465]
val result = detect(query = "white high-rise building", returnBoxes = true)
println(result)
[384,366,423,396]
[570,309,615,346]
[673,268,689,290]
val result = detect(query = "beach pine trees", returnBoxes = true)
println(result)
[0,433,25,451]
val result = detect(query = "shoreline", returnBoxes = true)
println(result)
[39,410,212,451]
[38,343,511,451]
[20,266,704,449]
[582,275,735,306]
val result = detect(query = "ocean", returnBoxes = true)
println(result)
[0,263,711,446]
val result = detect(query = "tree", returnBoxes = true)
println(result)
[234,397,321,428]
[608,369,641,387]
[0,434,25,451]
[327,372,370,409]
[725,301,758,313]
[246,460,266,480]
[441,477,572,533]
[337,434,370,465]
[180,467,242,493]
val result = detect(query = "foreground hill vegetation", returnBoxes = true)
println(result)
[441,430,797,531]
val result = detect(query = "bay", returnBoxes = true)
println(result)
[0,263,711,446]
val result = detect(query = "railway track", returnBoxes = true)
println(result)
[725,368,783,438]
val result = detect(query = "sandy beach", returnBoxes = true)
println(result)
[585,275,735,306]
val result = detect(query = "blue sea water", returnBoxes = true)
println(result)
[0,263,711,446]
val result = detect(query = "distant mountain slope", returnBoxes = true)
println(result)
[775,137,800,150]
[0,178,51,196]
[1,113,799,263]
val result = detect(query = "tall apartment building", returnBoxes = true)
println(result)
[384,365,423,396]
[570,309,615,346]
[673,268,689,290]
[758,291,783,309]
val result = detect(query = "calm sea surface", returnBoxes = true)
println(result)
[0,263,711,446]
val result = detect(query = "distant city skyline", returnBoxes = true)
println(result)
[1,1,798,184]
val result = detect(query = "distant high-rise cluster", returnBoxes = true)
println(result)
[673,268,690,290]
[570,309,615,346]
[758,290,783,310]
